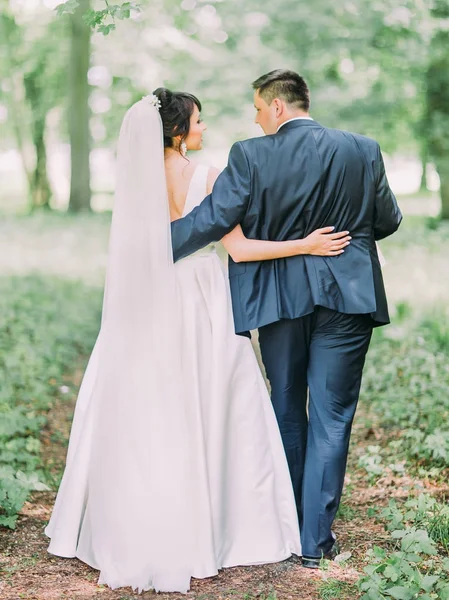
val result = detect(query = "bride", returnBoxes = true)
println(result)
[45,90,351,593]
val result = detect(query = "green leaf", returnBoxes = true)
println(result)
[364,565,380,576]
[55,0,79,16]
[384,565,399,583]
[117,6,131,19]
[16,471,50,492]
[437,584,449,600]
[98,23,116,35]
[0,514,18,529]
[404,553,421,563]
[418,494,430,514]
[385,586,416,600]
[420,575,439,592]
[373,546,387,559]
[400,529,438,555]
[82,9,107,27]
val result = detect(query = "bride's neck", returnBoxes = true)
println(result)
[164,147,183,162]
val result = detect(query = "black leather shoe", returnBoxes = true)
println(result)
[301,538,341,569]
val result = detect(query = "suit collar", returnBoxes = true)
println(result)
[276,119,322,134]
[277,117,313,132]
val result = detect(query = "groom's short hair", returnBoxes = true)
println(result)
[252,70,310,111]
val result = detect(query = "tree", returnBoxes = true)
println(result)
[426,0,449,218]
[53,0,449,218]
[68,0,91,212]
[23,22,66,210]
[23,73,52,209]
[0,7,68,211]
[0,10,34,207]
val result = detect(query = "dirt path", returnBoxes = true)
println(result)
[0,359,401,600]
[0,493,364,600]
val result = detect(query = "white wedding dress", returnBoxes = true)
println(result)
[45,99,301,594]
[173,164,301,576]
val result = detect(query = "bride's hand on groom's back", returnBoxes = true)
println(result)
[303,227,351,256]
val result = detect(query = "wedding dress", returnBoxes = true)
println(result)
[45,98,301,593]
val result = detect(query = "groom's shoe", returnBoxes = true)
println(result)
[301,538,341,569]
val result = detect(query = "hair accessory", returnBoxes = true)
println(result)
[142,94,162,111]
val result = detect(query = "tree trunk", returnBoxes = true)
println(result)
[419,142,428,192]
[24,74,52,209]
[31,119,52,209]
[426,3,449,219]
[0,13,34,206]
[439,167,449,219]
[68,0,91,212]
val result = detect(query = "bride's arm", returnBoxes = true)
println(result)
[206,168,351,263]
[222,225,351,262]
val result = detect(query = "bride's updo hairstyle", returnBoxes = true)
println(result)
[153,87,202,155]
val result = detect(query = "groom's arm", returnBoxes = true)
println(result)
[171,142,250,262]
[373,143,403,240]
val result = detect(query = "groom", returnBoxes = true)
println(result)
[171,69,402,566]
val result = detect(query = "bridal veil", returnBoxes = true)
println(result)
[46,98,194,592]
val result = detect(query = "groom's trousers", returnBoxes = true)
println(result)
[258,307,373,559]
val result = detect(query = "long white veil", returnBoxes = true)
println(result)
[46,98,194,592]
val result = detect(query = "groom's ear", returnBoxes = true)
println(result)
[272,98,283,117]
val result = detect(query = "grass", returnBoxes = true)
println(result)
[318,579,358,599]
[336,501,357,522]
[428,513,449,553]
[243,591,277,600]
[0,211,111,286]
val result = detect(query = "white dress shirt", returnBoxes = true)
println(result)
[277,116,314,132]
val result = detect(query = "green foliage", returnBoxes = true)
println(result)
[2,0,444,216]
[51,0,432,150]
[359,496,449,600]
[358,443,407,482]
[0,7,69,210]
[0,471,29,529]
[318,578,357,599]
[358,445,385,482]
[359,546,449,599]
[426,4,449,218]
[56,0,80,16]
[0,275,101,528]
[56,1,140,33]
[336,501,357,521]
[360,307,449,471]
[382,496,449,554]
[354,217,449,597]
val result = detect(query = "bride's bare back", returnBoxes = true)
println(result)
[165,155,200,222]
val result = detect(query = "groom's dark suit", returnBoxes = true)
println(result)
[171,119,402,558]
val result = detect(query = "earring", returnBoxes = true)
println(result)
[181,142,187,157]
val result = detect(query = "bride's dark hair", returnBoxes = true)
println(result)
[153,87,202,156]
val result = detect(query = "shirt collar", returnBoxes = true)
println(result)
[277,116,314,132]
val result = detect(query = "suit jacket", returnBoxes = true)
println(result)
[171,119,403,335]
